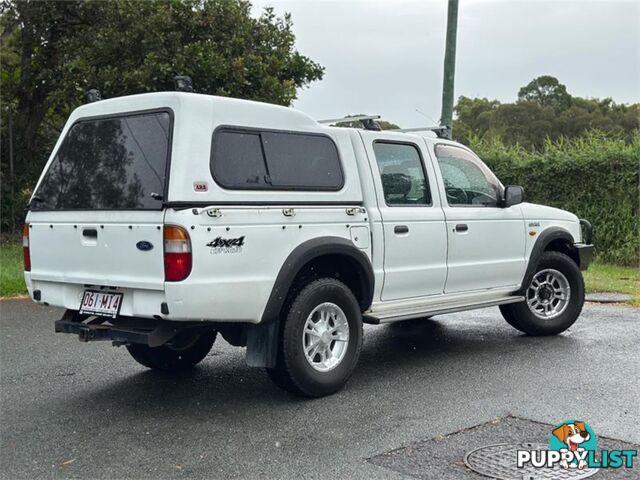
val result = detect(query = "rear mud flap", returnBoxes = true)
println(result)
[246,321,278,368]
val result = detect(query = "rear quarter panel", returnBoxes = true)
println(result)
[163,207,370,322]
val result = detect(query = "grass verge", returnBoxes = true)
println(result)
[0,242,26,297]
[583,262,639,306]
[1,239,638,305]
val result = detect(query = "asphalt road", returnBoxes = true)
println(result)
[1,299,638,479]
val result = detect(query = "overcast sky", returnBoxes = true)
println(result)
[251,0,640,127]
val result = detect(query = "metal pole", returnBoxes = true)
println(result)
[440,0,459,139]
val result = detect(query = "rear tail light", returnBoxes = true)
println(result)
[164,225,192,281]
[22,224,31,272]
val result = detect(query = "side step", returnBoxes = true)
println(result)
[363,295,524,325]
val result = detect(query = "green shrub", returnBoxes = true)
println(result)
[469,131,639,266]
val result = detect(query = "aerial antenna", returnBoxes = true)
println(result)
[415,108,438,125]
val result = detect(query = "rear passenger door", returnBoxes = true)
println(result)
[361,132,447,301]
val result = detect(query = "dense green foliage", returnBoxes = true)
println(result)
[0,0,323,231]
[454,76,639,150]
[470,132,639,266]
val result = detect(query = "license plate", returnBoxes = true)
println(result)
[79,290,123,318]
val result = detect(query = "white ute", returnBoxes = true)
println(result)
[24,92,594,397]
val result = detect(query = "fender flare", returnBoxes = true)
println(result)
[262,236,374,322]
[246,237,374,368]
[519,227,575,293]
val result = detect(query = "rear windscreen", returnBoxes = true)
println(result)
[31,111,172,210]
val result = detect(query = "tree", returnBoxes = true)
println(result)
[517,75,572,110]
[453,96,499,145]
[453,76,639,150]
[0,0,324,231]
[490,102,558,150]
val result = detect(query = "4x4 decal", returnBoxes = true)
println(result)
[207,236,245,254]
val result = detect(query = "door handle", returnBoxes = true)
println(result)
[82,228,98,238]
[454,224,468,232]
[394,225,409,234]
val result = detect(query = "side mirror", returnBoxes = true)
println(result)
[503,185,525,207]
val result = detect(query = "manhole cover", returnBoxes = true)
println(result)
[464,443,599,480]
[369,416,639,479]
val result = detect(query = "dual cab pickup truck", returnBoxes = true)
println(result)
[24,92,593,397]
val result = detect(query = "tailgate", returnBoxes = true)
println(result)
[28,211,165,290]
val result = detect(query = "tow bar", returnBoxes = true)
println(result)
[54,310,207,347]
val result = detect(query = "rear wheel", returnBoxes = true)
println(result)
[500,251,584,335]
[126,330,217,371]
[266,278,363,397]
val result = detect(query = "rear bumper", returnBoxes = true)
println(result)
[25,276,269,323]
[25,277,168,319]
[575,243,594,271]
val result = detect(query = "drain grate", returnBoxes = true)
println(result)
[463,442,598,480]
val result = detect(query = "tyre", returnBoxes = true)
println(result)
[500,251,584,335]
[266,278,363,397]
[126,329,217,371]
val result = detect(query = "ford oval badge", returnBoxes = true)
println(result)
[136,241,154,252]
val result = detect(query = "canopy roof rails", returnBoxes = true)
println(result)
[317,115,382,131]
[390,125,451,139]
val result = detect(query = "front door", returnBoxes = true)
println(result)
[431,143,526,293]
[361,132,447,301]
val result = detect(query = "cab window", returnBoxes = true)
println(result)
[434,144,503,206]
[372,142,431,206]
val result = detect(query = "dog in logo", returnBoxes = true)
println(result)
[552,421,591,469]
